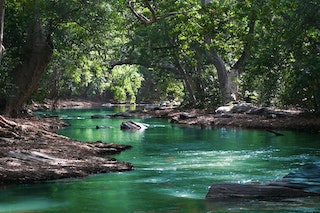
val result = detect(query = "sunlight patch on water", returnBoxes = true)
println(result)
[60,115,85,120]
[167,189,199,199]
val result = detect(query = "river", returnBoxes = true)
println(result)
[0,106,320,212]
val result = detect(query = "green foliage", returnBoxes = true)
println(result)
[241,0,320,110]
[153,71,184,103]
[35,0,129,100]
[1,0,319,112]
[107,65,144,103]
[197,65,221,108]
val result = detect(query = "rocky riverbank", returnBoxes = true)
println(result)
[0,115,133,185]
[136,105,320,133]
[31,99,320,133]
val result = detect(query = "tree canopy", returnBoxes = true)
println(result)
[0,0,319,116]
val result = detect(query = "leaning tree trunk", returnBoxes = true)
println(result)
[206,47,234,104]
[5,15,53,117]
[201,0,235,104]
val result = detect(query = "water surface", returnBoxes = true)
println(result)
[1,107,320,212]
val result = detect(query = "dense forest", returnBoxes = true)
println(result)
[0,0,319,117]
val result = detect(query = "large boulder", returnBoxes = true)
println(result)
[215,103,253,114]
[215,105,233,114]
[231,103,253,113]
[205,183,319,201]
[120,121,149,131]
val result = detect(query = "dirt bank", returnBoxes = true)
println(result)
[0,115,133,185]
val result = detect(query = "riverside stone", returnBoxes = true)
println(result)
[120,120,149,131]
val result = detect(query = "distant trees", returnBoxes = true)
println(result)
[108,65,143,103]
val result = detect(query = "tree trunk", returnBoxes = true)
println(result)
[177,66,197,106]
[172,52,197,106]
[206,47,234,103]
[201,0,234,104]
[0,0,5,61]
[230,19,255,100]
[5,15,53,117]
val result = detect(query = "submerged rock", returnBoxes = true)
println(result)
[111,112,133,118]
[283,164,320,193]
[91,114,110,119]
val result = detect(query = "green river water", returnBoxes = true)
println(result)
[1,106,320,212]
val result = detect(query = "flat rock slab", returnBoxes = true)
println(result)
[206,183,319,201]
[0,116,133,185]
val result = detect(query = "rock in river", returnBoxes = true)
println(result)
[120,121,149,131]
[206,163,320,201]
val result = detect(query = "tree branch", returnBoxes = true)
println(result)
[128,0,190,25]
[232,19,255,74]
[128,0,157,25]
